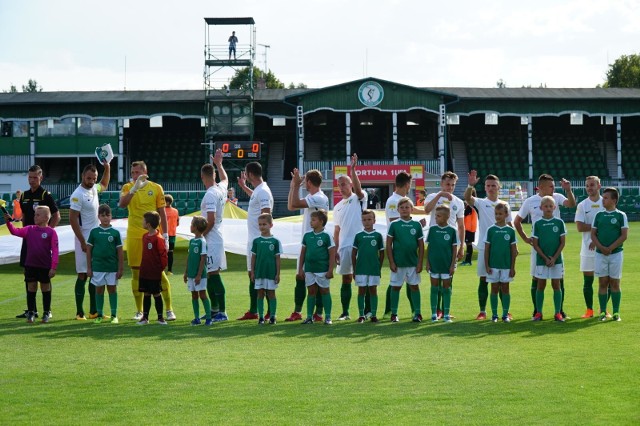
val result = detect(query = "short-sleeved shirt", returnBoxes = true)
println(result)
[251,236,282,280]
[186,237,207,279]
[353,230,384,276]
[301,230,335,273]
[121,180,165,240]
[425,193,464,228]
[532,217,566,265]
[201,182,228,246]
[574,196,604,256]
[387,218,424,268]
[517,193,567,230]
[139,233,168,280]
[301,191,330,235]
[473,197,512,245]
[333,192,367,248]
[592,209,628,254]
[385,191,404,226]
[247,182,274,243]
[485,224,517,269]
[426,225,459,273]
[20,186,59,226]
[87,225,122,272]
[70,183,103,234]
[166,206,179,237]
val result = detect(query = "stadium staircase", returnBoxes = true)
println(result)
[450,139,469,197]
[605,140,622,179]
[265,141,290,217]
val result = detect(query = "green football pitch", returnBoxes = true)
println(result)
[1,223,638,425]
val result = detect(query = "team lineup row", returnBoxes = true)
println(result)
[5,152,628,325]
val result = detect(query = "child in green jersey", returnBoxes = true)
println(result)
[532,196,567,322]
[184,216,212,326]
[251,213,282,325]
[425,205,458,323]
[484,203,517,323]
[86,204,124,324]
[351,210,385,323]
[591,187,628,322]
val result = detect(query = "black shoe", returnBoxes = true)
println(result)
[269,317,276,325]
[16,310,28,318]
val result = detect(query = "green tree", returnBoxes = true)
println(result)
[229,67,285,90]
[21,79,43,92]
[603,54,640,88]
[3,84,18,93]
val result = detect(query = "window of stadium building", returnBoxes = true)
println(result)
[77,118,116,136]
[37,118,75,137]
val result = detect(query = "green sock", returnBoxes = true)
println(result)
[202,298,211,320]
[553,289,562,314]
[88,282,97,314]
[306,295,316,320]
[478,279,489,311]
[340,284,352,315]
[406,284,414,314]
[384,285,392,314]
[257,297,264,319]
[410,289,421,315]
[108,292,118,317]
[583,275,594,310]
[321,293,332,320]
[294,278,306,312]
[249,280,257,314]
[442,287,452,316]
[211,275,226,312]
[370,294,378,317]
[611,290,621,314]
[390,288,400,315]
[560,279,565,312]
[598,292,608,313]
[437,284,443,312]
[269,297,277,318]
[531,279,538,313]
[192,299,200,319]
[501,294,511,318]
[357,294,365,317]
[206,279,216,312]
[74,278,86,315]
[364,287,371,314]
[535,290,545,315]
[490,293,499,317]
[430,285,439,316]
[95,291,104,317]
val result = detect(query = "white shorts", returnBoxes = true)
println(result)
[336,246,353,275]
[305,272,331,288]
[246,245,252,271]
[595,251,623,279]
[91,272,118,287]
[486,268,514,283]
[534,264,564,280]
[390,267,421,287]
[529,251,536,276]
[187,277,207,292]
[580,254,596,272]
[206,243,227,273]
[354,275,380,287]
[254,278,278,291]
[429,272,452,280]
[75,237,89,273]
[476,249,488,277]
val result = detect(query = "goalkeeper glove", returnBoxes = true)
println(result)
[130,174,148,194]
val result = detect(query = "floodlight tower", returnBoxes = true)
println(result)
[203,17,256,157]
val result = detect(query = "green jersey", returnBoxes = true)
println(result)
[426,225,459,273]
[592,209,628,254]
[301,230,334,273]
[251,235,282,280]
[387,219,424,268]
[87,225,122,272]
[485,225,517,269]
[532,217,566,266]
[187,237,207,279]
[353,230,384,276]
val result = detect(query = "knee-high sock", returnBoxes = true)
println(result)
[364,286,371,314]
[611,290,621,314]
[268,297,277,318]
[315,292,323,315]
[88,282,96,314]
[192,299,200,319]
[154,295,164,319]
[598,292,608,313]
[321,293,332,320]
[406,284,414,313]
[490,293,499,317]
[535,290,545,315]
[249,280,257,314]
[160,271,172,311]
[553,289,562,315]
[142,294,151,319]
[210,274,226,313]
[340,283,352,315]
[306,295,316,320]
[74,278,87,315]
[430,286,439,316]
[442,287,452,316]
[465,243,473,263]
[167,250,174,272]
[202,298,211,320]
[369,294,378,317]
[27,290,37,313]
[257,296,265,318]
[384,285,392,314]
[96,291,105,316]
[410,289,421,315]
[531,279,538,313]
[583,275,594,310]
[501,294,511,317]
[294,278,306,312]
[437,284,443,312]
[42,290,51,313]
[207,278,217,313]
[390,288,400,315]
[132,269,143,312]
[560,279,565,313]
[108,292,118,317]
[357,294,365,317]
[25,282,37,312]
[478,278,488,312]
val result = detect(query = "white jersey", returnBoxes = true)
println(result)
[333,192,367,248]
[301,190,330,234]
[425,192,464,228]
[385,191,404,226]
[69,183,102,235]
[247,181,274,243]
[473,197,512,247]
[574,195,604,256]
[201,181,228,246]
[517,193,567,233]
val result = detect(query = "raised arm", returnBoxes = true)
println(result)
[350,153,365,200]
[464,170,479,207]
[99,160,111,191]
[212,149,228,185]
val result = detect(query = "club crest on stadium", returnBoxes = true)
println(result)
[358,81,384,107]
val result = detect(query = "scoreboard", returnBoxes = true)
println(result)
[215,141,261,160]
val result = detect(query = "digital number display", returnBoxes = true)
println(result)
[215,141,261,159]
